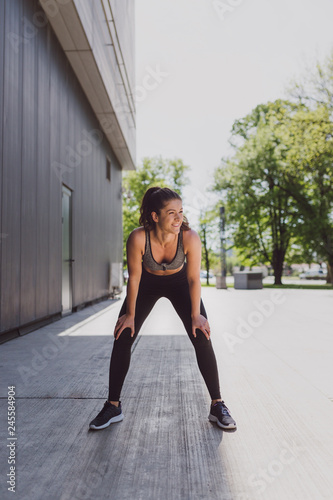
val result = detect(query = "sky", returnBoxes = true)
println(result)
[135,0,333,220]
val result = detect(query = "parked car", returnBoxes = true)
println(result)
[200,271,214,280]
[299,268,327,280]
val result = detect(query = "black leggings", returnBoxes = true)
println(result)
[108,265,221,401]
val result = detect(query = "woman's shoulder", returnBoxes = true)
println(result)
[182,228,201,251]
[127,227,146,251]
[182,228,200,240]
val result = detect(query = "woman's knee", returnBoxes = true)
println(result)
[113,327,136,348]
[191,329,212,347]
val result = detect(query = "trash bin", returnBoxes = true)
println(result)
[233,271,263,289]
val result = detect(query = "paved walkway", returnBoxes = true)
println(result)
[1,286,333,500]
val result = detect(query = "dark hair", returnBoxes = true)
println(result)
[139,187,190,231]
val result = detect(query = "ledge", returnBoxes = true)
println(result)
[39,0,136,170]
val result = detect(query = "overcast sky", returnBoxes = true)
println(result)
[135,0,333,218]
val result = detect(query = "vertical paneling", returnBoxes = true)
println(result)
[0,0,127,337]
[0,0,5,328]
[75,95,83,305]
[86,107,94,302]
[88,110,95,301]
[102,149,109,295]
[35,15,50,319]
[58,57,70,189]
[71,80,80,305]
[1,0,22,331]
[98,146,105,295]
[48,27,62,315]
[92,129,99,297]
[66,76,77,305]
[79,103,89,303]
[20,0,38,325]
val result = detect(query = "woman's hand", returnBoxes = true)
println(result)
[114,314,135,340]
[191,314,211,340]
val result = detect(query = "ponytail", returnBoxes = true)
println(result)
[139,186,190,231]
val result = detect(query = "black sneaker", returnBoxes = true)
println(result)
[89,401,123,430]
[208,401,237,430]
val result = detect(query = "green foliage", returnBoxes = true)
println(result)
[229,248,255,269]
[213,100,301,284]
[120,52,333,285]
[278,105,333,275]
[212,51,333,285]
[286,51,333,282]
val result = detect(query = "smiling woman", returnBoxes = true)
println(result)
[140,187,189,273]
[89,186,237,431]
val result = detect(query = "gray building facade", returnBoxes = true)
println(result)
[0,0,136,342]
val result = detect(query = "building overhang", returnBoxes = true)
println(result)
[40,0,136,170]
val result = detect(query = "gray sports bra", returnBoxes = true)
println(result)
[142,230,185,271]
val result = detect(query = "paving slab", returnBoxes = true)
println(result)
[0,287,333,500]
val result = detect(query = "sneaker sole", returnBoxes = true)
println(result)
[208,413,237,430]
[89,413,124,430]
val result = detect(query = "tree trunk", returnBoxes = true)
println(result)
[272,248,285,285]
[202,226,210,286]
[326,260,333,284]
[321,232,333,284]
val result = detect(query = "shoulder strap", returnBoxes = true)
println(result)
[179,230,183,250]
[144,230,150,255]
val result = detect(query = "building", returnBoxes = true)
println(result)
[0,0,136,342]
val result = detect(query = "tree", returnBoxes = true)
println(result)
[198,208,220,285]
[286,53,333,283]
[122,156,190,266]
[276,105,333,283]
[213,100,302,285]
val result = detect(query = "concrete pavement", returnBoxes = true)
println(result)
[0,286,333,500]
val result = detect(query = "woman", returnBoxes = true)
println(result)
[89,187,236,430]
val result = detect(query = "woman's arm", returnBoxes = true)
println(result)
[185,230,211,340]
[114,229,143,340]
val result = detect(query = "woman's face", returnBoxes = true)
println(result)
[152,199,183,233]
